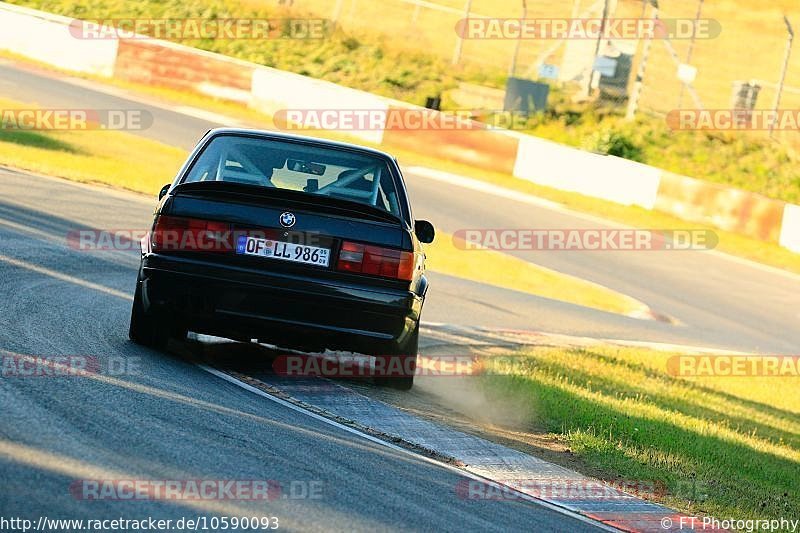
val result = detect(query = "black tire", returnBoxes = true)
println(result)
[375,323,418,391]
[128,281,170,349]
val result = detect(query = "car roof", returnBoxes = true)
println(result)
[205,128,398,162]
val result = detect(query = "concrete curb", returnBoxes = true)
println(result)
[0,2,797,255]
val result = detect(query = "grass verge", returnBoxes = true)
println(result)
[393,150,800,275]
[2,57,798,274]
[0,96,641,317]
[0,107,186,192]
[426,232,645,316]
[7,0,800,202]
[475,345,799,522]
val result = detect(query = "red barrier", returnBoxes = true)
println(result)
[381,106,520,174]
[114,39,254,95]
[655,172,785,242]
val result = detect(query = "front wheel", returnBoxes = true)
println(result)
[375,323,418,391]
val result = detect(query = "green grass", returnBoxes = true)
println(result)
[0,96,647,317]
[427,232,645,316]
[9,0,800,203]
[0,129,81,152]
[0,98,186,192]
[477,345,800,521]
[6,53,798,274]
[8,0,495,107]
[387,147,800,274]
[520,100,800,204]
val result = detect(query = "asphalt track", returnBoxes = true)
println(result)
[0,59,797,531]
[1,59,798,353]
[0,167,608,530]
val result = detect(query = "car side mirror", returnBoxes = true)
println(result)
[158,183,171,200]
[415,220,435,244]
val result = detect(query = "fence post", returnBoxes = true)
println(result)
[331,0,345,26]
[452,0,474,65]
[770,15,794,139]
[509,0,528,77]
[677,0,704,109]
[626,0,659,120]
[593,0,611,59]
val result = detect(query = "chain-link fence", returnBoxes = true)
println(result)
[271,0,800,144]
[629,0,800,143]
[280,0,579,71]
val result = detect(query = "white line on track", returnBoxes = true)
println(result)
[406,165,800,283]
[198,364,619,532]
[4,60,796,284]
[0,253,132,300]
[2,61,249,129]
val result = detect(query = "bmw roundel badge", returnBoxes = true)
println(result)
[279,211,296,228]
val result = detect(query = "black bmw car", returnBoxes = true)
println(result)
[129,128,434,389]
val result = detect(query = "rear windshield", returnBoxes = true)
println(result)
[182,135,402,218]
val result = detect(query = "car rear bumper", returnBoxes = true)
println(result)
[139,254,423,353]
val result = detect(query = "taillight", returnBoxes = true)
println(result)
[337,241,416,281]
[151,216,233,252]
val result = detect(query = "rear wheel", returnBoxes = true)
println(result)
[128,281,171,349]
[375,323,418,391]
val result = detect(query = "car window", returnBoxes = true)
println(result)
[183,135,401,217]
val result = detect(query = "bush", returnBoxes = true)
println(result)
[584,130,645,163]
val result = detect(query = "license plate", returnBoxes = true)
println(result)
[236,236,330,267]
